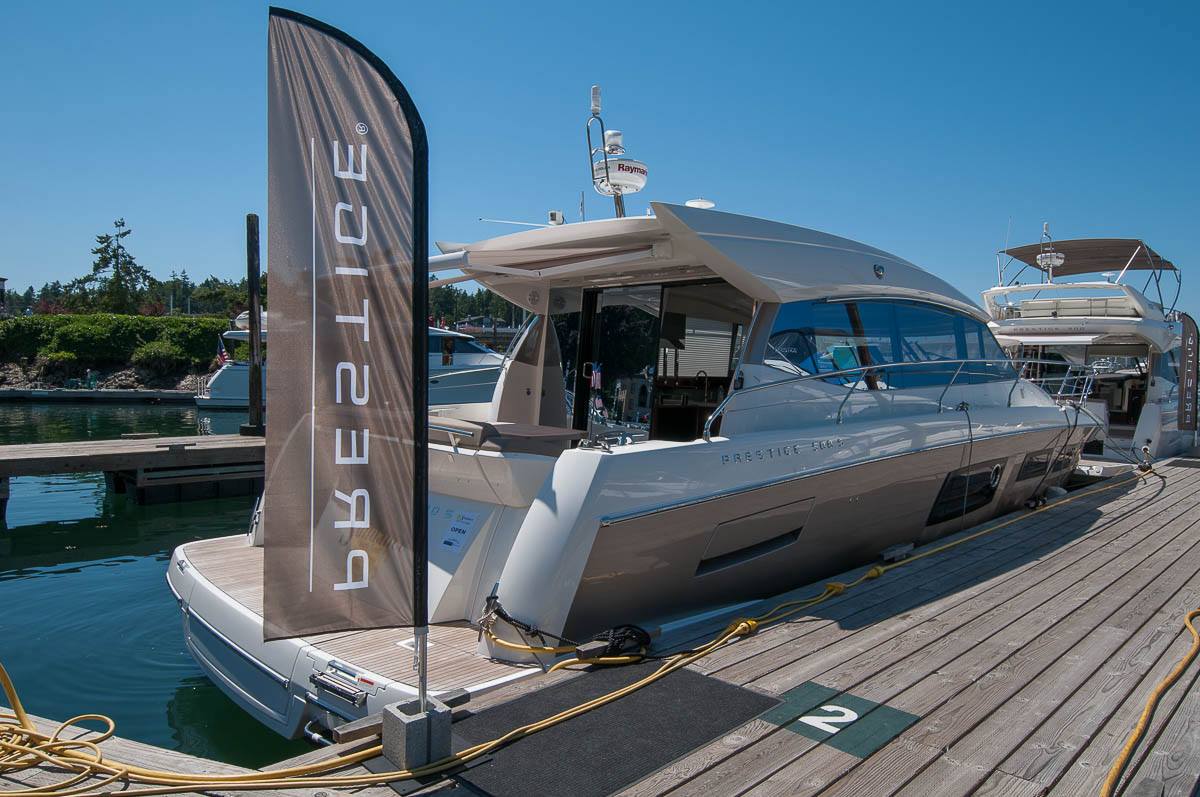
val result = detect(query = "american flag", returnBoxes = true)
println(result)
[217,335,230,365]
[590,363,602,390]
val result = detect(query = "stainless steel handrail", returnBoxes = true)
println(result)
[429,422,478,439]
[702,357,1068,442]
[429,364,504,380]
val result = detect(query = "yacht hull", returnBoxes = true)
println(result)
[559,422,1091,638]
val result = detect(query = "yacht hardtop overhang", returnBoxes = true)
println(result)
[1000,238,1177,278]
[434,203,986,321]
[992,236,1181,322]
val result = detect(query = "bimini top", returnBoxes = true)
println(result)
[1002,238,1176,277]
[435,203,984,320]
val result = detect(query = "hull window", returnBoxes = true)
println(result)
[1016,449,1055,482]
[1051,446,1079,474]
[927,459,1006,525]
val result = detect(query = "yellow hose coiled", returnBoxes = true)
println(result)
[1,466,1179,796]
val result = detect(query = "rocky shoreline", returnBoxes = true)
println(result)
[0,361,213,393]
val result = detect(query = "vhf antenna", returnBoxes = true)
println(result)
[585,85,647,219]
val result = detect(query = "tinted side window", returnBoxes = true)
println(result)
[961,317,1015,383]
[453,338,491,354]
[765,301,860,383]
[890,303,961,388]
[767,299,1013,386]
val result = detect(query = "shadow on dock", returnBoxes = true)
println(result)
[791,475,1144,633]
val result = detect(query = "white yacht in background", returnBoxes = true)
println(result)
[195,324,506,409]
[166,90,1097,740]
[982,231,1191,461]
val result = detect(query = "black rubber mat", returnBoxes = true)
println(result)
[448,660,780,797]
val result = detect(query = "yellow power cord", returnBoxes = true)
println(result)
[0,465,1183,797]
[1100,608,1200,797]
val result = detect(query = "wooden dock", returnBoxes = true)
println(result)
[0,715,318,797]
[0,387,196,403]
[617,459,1200,797]
[0,434,264,518]
[222,459,1200,796]
[5,460,1198,796]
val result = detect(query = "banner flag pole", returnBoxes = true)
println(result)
[263,7,429,651]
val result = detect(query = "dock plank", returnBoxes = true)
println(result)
[1120,662,1200,797]
[619,467,1194,797]
[0,434,263,477]
[621,471,1176,796]
[747,473,1200,795]
[894,564,1200,796]
[0,715,317,797]
[685,483,1200,797]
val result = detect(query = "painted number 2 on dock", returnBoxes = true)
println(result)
[760,681,920,758]
[798,705,859,734]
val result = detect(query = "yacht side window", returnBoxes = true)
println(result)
[1154,347,1181,398]
[454,338,493,355]
[766,299,1014,387]
[765,301,883,383]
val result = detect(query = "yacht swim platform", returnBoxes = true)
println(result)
[146,459,1200,796]
[180,536,538,695]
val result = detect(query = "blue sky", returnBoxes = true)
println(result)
[1,1,1196,311]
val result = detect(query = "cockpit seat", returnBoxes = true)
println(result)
[427,416,583,457]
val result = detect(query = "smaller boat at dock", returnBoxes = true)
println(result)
[195,324,506,409]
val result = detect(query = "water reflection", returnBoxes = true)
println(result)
[0,403,292,768]
[166,676,309,767]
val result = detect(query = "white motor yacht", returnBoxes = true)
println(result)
[982,231,1192,461]
[195,325,506,409]
[168,202,1099,739]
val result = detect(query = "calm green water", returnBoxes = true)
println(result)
[0,403,310,767]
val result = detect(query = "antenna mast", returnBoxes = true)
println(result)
[1036,222,1065,283]
[585,85,647,219]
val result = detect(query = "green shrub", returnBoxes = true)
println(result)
[49,317,139,364]
[0,313,232,371]
[40,350,79,367]
[0,316,61,359]
[156,316,232,366]
[131,340,189,374]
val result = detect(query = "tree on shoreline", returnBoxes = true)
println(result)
[9,219,517,324]
[80,219,153,314]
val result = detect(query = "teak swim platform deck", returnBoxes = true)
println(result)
[6,460,1199,796]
